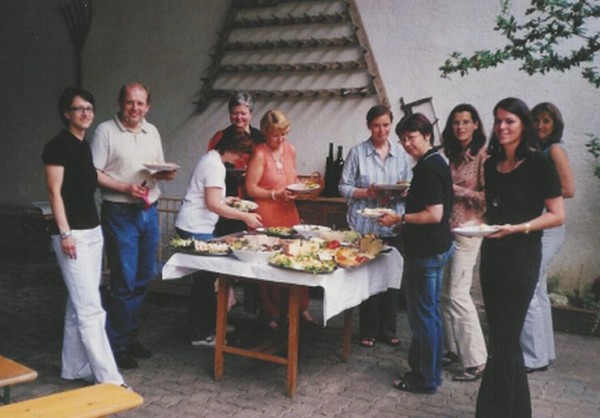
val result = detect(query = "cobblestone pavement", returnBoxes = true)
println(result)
[1,254,599,417]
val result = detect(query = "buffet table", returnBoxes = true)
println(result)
[162,249,403,396]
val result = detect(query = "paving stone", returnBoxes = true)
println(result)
[2,255,600,417]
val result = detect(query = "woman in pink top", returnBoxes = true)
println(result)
[246,109,313,331]
[440,104,488,382]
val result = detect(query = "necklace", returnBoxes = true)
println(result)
[272,149,284,173]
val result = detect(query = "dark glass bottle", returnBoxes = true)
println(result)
[324,143,335,196]
[331,146,344,197]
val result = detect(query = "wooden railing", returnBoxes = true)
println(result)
[157,196,182,266]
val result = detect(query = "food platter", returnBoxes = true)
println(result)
[269,253,337,274]
[286,182,320,193]
[453,225,501,237]
[293,224,331,239]
[356,208,395,218]
[143,162,180,171]
[373,181,410,192]
[256,226,296,238]
[317,230,361,245]
[227,199,258,212]
[170,237,231,256]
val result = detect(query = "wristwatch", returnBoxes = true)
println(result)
[401,214,407,225]
[60,231,72,240]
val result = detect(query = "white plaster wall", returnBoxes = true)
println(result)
[353,0,600,289]
[1,0,598,288]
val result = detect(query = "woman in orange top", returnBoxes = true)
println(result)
[245,109,313,330]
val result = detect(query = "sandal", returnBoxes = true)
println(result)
[393,378,436,394]
[301,310,316,324]
[387,336,400,347]
[453,367,484,382]
[360,337,375,348]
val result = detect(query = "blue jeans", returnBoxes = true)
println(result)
[101,201,159,352]
[403,246,454,390]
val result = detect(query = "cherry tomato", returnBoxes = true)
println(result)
[355,255,370,263]
[326,240,341,249]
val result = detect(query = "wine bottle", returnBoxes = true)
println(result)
[331,146,344,197]
[324,143,335,196]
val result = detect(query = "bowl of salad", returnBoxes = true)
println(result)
[230,236,282,264]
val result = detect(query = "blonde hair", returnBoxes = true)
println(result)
[260,109,290,136]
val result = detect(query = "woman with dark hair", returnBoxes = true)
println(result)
[42,87,125,385]
[187,92,263,346]
[339,104,412,348]
[175,132,263,347]
[520,102,574,373]
[476,98,564,417]
[379,113,454,394]
[439,104,488,382]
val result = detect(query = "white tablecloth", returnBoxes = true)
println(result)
[162,249,403,325]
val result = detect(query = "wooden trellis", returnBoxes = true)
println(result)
[195,0,388,112]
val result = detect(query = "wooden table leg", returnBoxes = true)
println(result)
[342,308,352,362]
[287,285,300,397]
[214,276,229,381]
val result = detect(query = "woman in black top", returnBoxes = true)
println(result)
[379,113,454,394]
[42,87,126,386]
[475,98,564,418]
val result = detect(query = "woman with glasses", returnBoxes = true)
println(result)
[379,113,454,394]
[42,87,126,386]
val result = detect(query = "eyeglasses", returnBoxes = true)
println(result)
[398,133,421,144]
[69,106,94,113]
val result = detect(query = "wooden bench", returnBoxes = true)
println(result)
[0,356,37,404]
[0,383,143,417]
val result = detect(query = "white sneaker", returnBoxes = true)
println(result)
[191,335,215,347]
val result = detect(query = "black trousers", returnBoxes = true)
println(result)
[358,235,403,340]
[476,237,541,418]
[187,272,217,340]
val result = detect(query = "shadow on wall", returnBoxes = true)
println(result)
[162,96,381,198]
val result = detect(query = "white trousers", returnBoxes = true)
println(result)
[520,224,564,368]
[441,234,487,368]
[52,226,124,385]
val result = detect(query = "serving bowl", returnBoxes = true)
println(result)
[232,248,279,264]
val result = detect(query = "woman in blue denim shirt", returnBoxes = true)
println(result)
[339,105,412,348]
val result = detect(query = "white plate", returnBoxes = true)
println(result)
[357,208,395,218]
[287,183,318,193]
[453,225,501,237]
[227,199,258,212]
[373,182,410,192]
[143,162,180,171]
